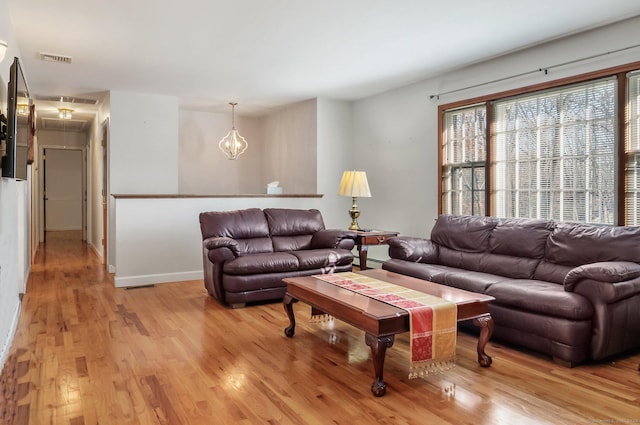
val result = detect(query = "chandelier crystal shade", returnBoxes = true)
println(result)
[219,102,248,160]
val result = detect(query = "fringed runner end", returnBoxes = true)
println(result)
[310,306,334,324]
[408,356,456,379]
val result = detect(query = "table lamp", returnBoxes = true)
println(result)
[338,170,371,230]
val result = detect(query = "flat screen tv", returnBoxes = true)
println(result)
[1,57,31,180]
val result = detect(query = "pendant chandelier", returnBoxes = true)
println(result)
[218,102,248,160]
[58,108,73,120]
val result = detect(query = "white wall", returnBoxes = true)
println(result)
[109,91,178,194]
[114,196,325,287]
[0,0,27,370]
[179,100,317,195]
[261,99,317,194]
[178,110,263,194]
[88,112,106,261]
[109,91,180,272]
[353,15,640,242]
[38,129,87,148]
[316,98,354,229]
[113,98,352,286]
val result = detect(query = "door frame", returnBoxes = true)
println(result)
[39,145,87,242]
[101,118,109,266]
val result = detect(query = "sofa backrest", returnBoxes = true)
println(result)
[432,215,554,279]
[482,217,555,279]
[430,214,640,284]
[264,208,325,251]
[199,208,273,254]
[533,222,640,283]
[432,215,498,271]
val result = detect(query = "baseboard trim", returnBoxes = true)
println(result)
[89,243,103,262]
[0,302,21,372]
[114,270,204,288]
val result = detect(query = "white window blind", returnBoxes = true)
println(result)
[626,71,640,225]
[493,78,617,224]
[442,105,487,215]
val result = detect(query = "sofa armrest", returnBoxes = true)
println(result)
[564,261,640,302]
[387,237,438,263]
[563,261,640,360]
[203,237,240,263]
[311,229,356,250]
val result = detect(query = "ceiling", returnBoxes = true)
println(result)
[6,1,640,130]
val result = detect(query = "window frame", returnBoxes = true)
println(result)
[437,61,640,225]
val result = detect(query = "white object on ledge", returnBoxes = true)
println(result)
[267,181,283,194]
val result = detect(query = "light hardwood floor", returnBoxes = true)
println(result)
[1,231,640,424]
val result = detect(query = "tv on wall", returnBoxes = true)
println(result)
[1,57,31,180]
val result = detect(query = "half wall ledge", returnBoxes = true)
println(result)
[110,193,326,288]
[111,194,324,199]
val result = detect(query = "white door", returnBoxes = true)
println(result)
[45,149,83,231]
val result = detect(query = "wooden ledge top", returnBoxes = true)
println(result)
[112,193,324,199]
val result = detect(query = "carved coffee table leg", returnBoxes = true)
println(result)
[365,333,395,397]
[283,294,298,338]
[473,315,494,367]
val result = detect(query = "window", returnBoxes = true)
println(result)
[442,105,486,215]
[439,62,640,225]
[494,78,616,224]
[626,71,640,225]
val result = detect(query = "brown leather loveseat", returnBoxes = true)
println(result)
[200,208,356,308]
[382,214,640,366]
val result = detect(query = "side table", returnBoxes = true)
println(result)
[354,230,399,270]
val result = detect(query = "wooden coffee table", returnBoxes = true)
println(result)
[282,269,495,397]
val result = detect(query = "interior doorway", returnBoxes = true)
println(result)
[42,147,86,240]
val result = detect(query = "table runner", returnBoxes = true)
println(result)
[312,272,457,378]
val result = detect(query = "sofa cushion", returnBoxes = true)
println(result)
[485,280,594,320]
[431,215,499,253]
[489,218,554,258]
[382,259,504,293]
[438,247,485,271]
[223,252,299,275]
[264,208,325,236]
[478,253,540,279]
[200,208,274,254]
[533,260,574,284]
[545,222,640,266]
[311,230,357,250]
[382,259,451,282]
[200,208,269,239]
[291,249,353,271]
[272,235,313,252]
[431,268,509,293]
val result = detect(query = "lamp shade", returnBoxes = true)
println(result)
[338,171,371,198]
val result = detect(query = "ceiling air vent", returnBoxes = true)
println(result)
[35,95,99,105]
[39,52,72,64]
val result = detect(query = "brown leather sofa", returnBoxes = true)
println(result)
[382,214,640,365]
[200,208,356,308]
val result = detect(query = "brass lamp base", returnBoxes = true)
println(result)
[348,197,361,230]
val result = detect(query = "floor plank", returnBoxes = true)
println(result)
[1,231,640,424]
